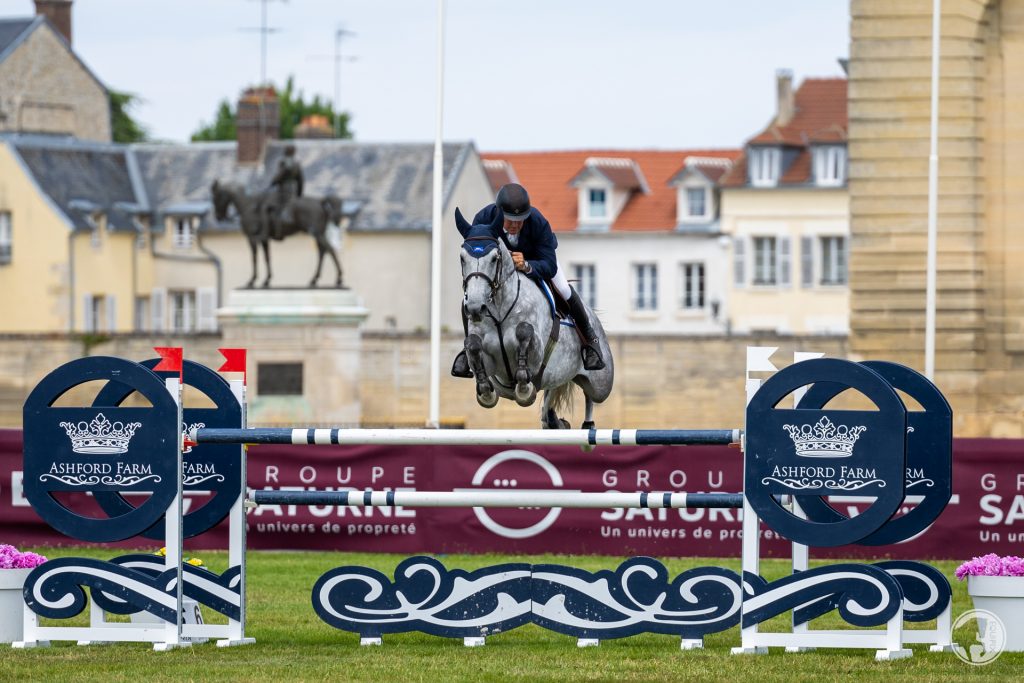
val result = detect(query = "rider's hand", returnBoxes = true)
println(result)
[511,252,528,272]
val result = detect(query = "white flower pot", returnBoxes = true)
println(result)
[0,568,32,644]
[967,576,1024,652]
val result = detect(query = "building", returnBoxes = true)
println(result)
[0,134,493,334]
[849,0,1024,436]
[719,72,849,335]
[479,149,741,335]
[0,1,110,142]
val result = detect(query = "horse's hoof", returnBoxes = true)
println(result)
[558,418,571,429]
[514,383,536,407]
[581,421,595,430]
[477,391,499,409]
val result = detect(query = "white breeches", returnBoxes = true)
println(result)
[551,263,571,300]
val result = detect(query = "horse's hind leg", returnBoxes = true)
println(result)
[325,241,343,287]
[581,396,595,430]
[261,241,272,288]
[514,321,537,407]
[246,241,258,289]
[466,334,497,408]
[540,390,570,430]
[309,240,326,287]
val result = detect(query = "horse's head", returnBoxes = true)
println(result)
[456,207,509,321]
[210,180,235,222]
[322,195,345,227]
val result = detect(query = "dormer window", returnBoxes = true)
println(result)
[749,147,781,187]
[686,187,707,218]
[812,145,847,186]
[587,188,607,219]
[173,217,195,249]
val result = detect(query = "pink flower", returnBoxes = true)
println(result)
[956,553,1024,580]
[0,544,47,570]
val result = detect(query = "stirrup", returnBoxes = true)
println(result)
[581,345,605,371]
[451,351,473,378]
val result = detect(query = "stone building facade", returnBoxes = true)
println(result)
[849,0,1024,435]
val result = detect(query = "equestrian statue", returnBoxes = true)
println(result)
[454,186,614,429]
[210,145,348,288]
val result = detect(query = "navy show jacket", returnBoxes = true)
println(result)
[471,203,559,281]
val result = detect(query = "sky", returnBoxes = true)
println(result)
[11,0,850,152]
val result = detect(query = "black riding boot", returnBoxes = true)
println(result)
[567,287,606,371]
[451,306,473,378]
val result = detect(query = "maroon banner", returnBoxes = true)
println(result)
[2,428,1022,560]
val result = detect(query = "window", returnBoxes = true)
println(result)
[633,263,658,311]
[572,263,597,309]
[258,362,304,396]
[685,187,707,218]
[753,237,777,285]
[170,290,196,332]
[0,212,10,265]
[679,263,705,310]
[749,147,781,187]
[587,188,607,218]
[820,236,847,285]
[135,296,150,332]
[83,294,105,333]
[173,218,194,249]
[813,146,847,186]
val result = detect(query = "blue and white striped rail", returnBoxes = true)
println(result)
[249,489,744,509]
[193,427,741,447]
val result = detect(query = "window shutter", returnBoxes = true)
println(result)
[106,295,117,332]
[801,237,814,288]
[82,294,94,332]
[197,287,217,331]
[733,237,745,287]
[778,237,791,287]
[151,288,166,332]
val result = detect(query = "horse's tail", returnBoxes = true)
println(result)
[323,195,343,227]
[546,381,577,419]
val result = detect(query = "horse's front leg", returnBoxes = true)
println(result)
[466,334,497,408]
[261,240,272,288]
[513,321,537,407]
[245,240,258,288]
[309,241,325,288]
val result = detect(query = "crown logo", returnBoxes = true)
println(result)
[60,413,141,454]
[783,416,865,458]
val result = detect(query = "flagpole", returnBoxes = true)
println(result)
[925,0,941,380]
[427,0,446,428]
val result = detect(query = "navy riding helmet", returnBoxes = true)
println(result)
[496,183,531,221]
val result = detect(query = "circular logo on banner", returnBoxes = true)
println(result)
[461,450,570,539]
[952,609,1006,666]
[745,358,907,548]
[22,356,180,542]
[91,358,243,540]
[794,360,952,546]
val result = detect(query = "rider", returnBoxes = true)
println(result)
[267,144,304,238]
[452,183,606,377]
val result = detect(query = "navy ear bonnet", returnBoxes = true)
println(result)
[463,226,499,257]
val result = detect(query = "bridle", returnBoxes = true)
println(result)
[461,235,522,380]
[461,236,507,297]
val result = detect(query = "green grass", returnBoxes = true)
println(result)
[1,548,1019,682]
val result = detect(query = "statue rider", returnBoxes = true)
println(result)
[267,144,304,239]
[452,183,606,378]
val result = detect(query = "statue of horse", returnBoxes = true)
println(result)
[210,180,347,288]
[456,208,614,429]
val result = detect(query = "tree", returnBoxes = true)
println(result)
[109,89,149,143]
[190,77,353,141]
[191,100,237,142]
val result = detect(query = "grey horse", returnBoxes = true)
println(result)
[456,208,614,429]
[210,180,347,288]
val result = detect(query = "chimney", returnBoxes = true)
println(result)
[775,69,795,127]
[236,86,280,164]
[35,0,73,46]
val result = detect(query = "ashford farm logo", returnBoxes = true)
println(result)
[60,413,141,454]
[783,416,865,458]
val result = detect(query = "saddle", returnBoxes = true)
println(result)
[537,280,573,324]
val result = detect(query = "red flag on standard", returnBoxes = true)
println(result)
[152,347,183,374]
[218,348,247,376]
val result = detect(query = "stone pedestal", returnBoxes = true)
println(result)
[218,289,370,426]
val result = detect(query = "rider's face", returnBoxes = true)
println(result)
[504,218,525,235]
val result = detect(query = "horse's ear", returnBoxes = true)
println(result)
[488,207,504,234]
[454,207,472,237]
